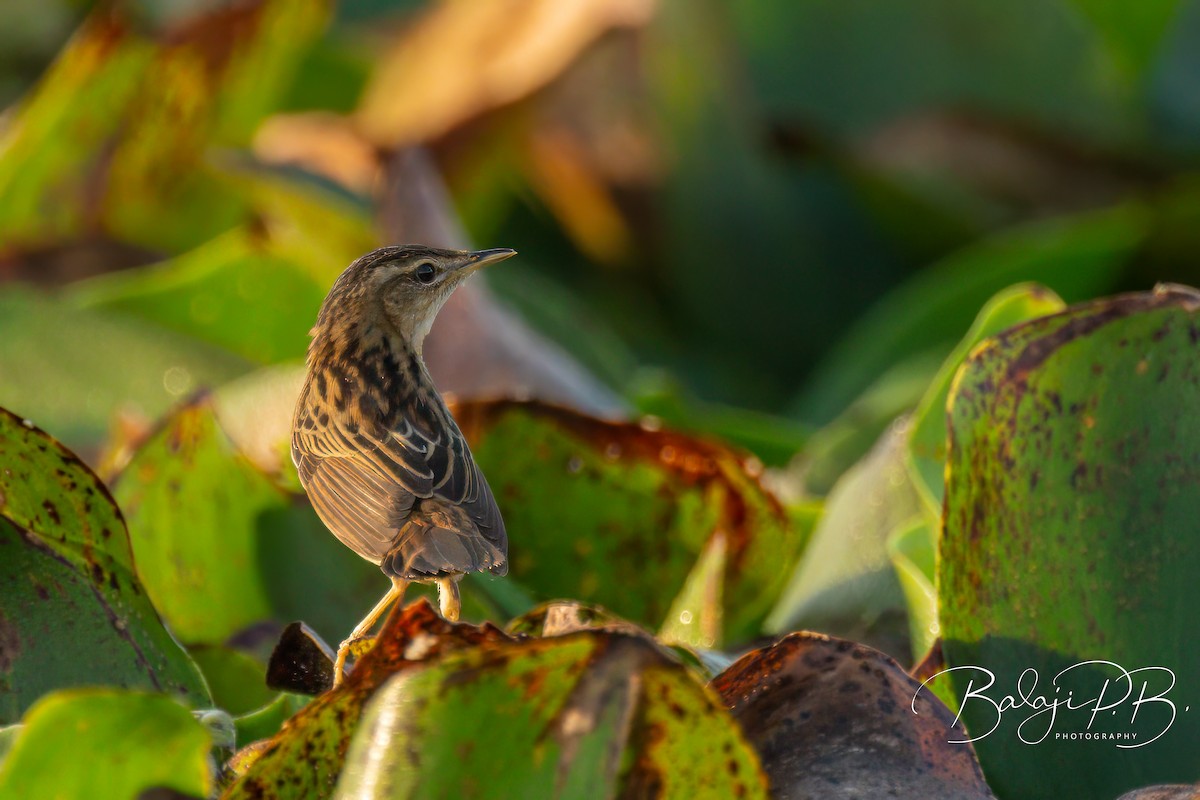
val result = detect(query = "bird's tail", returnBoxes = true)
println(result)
[380,500,508,580]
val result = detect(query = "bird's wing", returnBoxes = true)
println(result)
[292,384,506,573]
[292,389,433,563]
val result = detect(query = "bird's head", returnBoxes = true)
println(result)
[321,245,517,353]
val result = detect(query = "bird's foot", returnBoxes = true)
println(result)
[332,634,371,688]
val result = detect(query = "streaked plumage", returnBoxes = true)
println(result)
[291,244,515,684]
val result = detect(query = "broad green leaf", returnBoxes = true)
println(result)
[940,287,1200,798]
[71,226,330,364]
[0,286,252,452]
[456,401,801,645]
[792,205,1146,425]
[112,397,385,646]
[766,417,923,658]
[907,282,1067,513]
[0,690,211,799]
[334,631,766,799]
[713,633,993,799]
[0,409,210,722]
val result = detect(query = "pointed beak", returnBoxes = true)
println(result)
[460,248,517,274]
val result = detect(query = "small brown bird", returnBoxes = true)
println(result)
[291,244,515,684]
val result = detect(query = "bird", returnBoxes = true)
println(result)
[291,244,515,685]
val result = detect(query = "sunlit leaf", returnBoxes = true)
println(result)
[941,286,1200,797]
[334,625,766,798]
[455,400,801,645]
[70,226,329,365]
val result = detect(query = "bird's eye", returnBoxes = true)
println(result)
[414,262,437,284]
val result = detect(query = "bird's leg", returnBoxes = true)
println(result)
[333,576,408,687]
[435,575,462,621]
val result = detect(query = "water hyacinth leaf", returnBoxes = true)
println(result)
[712,633,994,799]
[0,689,211,799]
[940,287,1200,798]
[334,629,766,799]
[454,400,800,646]
[907,282,1066,513]
[224,602,511,799]
[0,286,252,453]
[112,396,386,646]
[70,226,331,365]
[0,409,209,722]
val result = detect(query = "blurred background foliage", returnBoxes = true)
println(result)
[3,0,1200,458]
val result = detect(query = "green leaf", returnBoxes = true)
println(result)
[458,401,802,646]
[907,282,1066,513]
[940,287,1200,798]
[0,408,210,722]
[335,631,766,799]
[70,226,331,365]
[0,286,251,452]
[793,205,1147,425]
[0,689,211,799]
[111,397,383,646]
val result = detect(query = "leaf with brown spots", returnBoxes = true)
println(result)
[0,407,209,723]
[941,286,1200,798]
[454,400,803,647]
[332,627,767,799]
[712,632,994,799]
[223,600,509,799]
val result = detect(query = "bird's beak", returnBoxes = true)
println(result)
[460,248,517,274]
